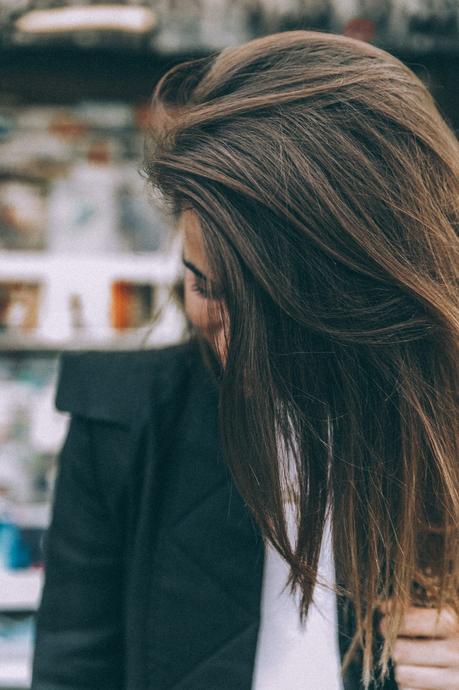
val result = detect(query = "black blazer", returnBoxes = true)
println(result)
[31,340,397,690]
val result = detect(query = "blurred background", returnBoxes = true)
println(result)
[0,2,458,688]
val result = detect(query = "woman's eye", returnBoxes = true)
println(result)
[191,279,210,298]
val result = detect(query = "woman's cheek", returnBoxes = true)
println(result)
[183,273,221,336]
[184,291,208,333]
[184,276,228,367]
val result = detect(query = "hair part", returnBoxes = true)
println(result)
[144,30,459,687]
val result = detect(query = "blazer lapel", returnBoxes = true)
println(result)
[145,355,264,690]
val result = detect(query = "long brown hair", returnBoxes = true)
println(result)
[144,30,459,687]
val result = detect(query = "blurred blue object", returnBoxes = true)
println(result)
[0,521,31,570]
[0,113,14,140]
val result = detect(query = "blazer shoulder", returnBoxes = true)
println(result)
[54,340,199,427]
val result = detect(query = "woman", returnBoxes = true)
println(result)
[32,31,458,690]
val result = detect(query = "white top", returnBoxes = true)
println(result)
[251,503,344,690]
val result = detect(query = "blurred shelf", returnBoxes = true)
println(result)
[0,658,31,688]
[7,504,50,530]
[0,251,180,284]
[0,333,149,352]
[0,323,185,353]
[0,568,43,612]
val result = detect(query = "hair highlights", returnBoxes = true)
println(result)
[145,30,459,687]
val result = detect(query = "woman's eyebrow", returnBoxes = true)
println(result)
[181,255,208,281]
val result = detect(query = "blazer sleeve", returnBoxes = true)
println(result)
[31,343,195,690]
[31,414,125,690]
[30,350,143,690]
